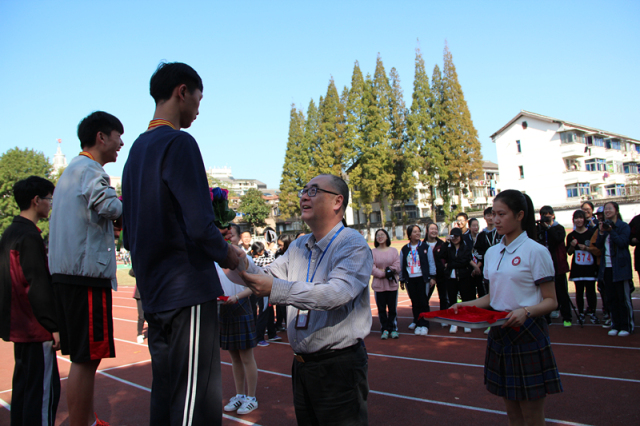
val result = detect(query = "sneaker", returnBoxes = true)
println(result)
[608,329,619,336]
[589,313,600,324]
[136,334,145,344]
[94,413,110,426]
[602,319,612,328]
[268,335,282,342]
[618,330,630,337]
[563,320,572,327]
[408,322,416,330]
[550,310,560,319]
[449,325,458,334]
[484,327,490,335]
[257,340,269,347]
[578,313,585,324]
[237,397,258,415]
[390,331,399,339]
[224,394,246,412]
[464,327,472,333]
[441,323,447,328]
[414,327,422,335]
[420,327,429,336]
[603,313,611,321]
[381,330,389,340]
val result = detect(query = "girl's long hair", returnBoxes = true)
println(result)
[494,190,536,239]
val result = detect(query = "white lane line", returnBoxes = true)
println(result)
[113,305,137,310]
[0,397,9,410]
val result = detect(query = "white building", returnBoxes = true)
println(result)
[206,166,275,197]
[52,139,67,174]
[491,111,640,208]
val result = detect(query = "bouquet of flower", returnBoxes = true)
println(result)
[210,187,236,229]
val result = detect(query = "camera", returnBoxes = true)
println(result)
[603,220,615,230]
[541,215,552,224]
[385,267,396,282]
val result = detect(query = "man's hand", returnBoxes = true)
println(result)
[52,332,61,351]
[219,244,244,270]
[240,271,274,297]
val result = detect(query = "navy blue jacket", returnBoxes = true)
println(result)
[122,126,228,313]
[595,218,632,282]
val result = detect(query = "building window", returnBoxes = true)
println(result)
[566,183,590,198]
[516,140,521,153]
[370,211,381,223]
[605,138,621,150]
[635,144,640,154]
[565,159,580,171]
[406,206,418,219]
[594,137,605,147]
[560,132,576,144]
[585,158,606,172]
[624,163,638,174]
[518,166,524,179]
[607,161,623,174]
[605,184,625,197]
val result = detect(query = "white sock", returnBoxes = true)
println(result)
[245,396,256,401]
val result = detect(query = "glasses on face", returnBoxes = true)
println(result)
[41,197,53,205]
[298,187,340,198]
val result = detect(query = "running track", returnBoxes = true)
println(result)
[1,287,639,425]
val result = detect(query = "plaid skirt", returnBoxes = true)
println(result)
[219,297,257,351]
[485,317,563,400]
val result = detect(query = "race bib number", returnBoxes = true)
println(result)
[575,250,594,265]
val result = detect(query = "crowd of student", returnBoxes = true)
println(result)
[372,200,637,339]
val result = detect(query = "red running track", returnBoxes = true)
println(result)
[1,286,639,425]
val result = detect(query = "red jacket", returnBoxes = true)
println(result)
[0,216,57,342]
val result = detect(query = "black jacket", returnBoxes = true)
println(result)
[474,228,502,269]
[441,239,473,280]
[399,242,433,284]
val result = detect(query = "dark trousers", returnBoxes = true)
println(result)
[136,298,145,336]
[275,304,287,329]
[603,268,635,332]
[435,278,449,310]
[472,273,487,298]
[573,280,597,314]
[555,273,573,321]
[292,343,368,426]
[374,290,398,332]
[146,299,222,426]
[252,295,277,340]
[406,277,429,327]
[447,276,476,308]
[12,341,60,426]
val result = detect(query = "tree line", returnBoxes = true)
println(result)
[279,43,483,229]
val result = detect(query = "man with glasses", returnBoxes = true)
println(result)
[240,173,373,425]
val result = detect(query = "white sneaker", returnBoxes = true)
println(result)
[441,323,447,328]
[421,327,429,335]
[449,325,458,334]
[550,310,560,319]
[464,327,472,333]
[224,394,245,412]
[608,329,619,336]
[414,327,422,335]
[618,330,630,337]
[484,327,490,335]
[408,322,416,330]
[136,335,145,344]
[237,397,258,415]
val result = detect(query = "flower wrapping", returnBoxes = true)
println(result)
[419,306,509,324]
[210,187,236,229]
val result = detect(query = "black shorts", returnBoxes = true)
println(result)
[53,282,115,363]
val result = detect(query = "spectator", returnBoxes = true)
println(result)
[566,210,599,324]
[454,212,469,234]
[595,202,634,336]
[371,229,401,339]
[475,207,502,298]
[250,241,277,345]
[273,234,294,331]
[587,207,610,326]
[421,222,448,328]
[49,111,123,426]
[582,201,598,229]
[467,218,483,298]
[399,225,431,335]
[0,176,60,426]
[442,227,474,333]
[263,227,278,256]
[239,231,253,254]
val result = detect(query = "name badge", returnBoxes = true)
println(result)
[295,309,310,329]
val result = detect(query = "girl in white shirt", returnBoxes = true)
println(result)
[452,190,562,426]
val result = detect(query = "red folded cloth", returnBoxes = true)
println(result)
[217,296,230,302]
[419,306,509,324]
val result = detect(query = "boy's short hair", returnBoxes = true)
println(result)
[150,62,203,104]
[77,111,124,149]
[13,176,55,211]
[456,212,468,220]
[483,207,493,216]
[540,205,555,216]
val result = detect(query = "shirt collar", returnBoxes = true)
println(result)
[13,216,41,232]
[498,231,528,254]
[306,221,344,251]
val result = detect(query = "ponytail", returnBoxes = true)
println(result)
[494,189,536,239]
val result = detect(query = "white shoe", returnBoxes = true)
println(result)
[484,327,490,335]
[421,327,429,335]
[550,310,560,319]
[408,322,416,330]
[237,397,258,415]
[608,329,619,336]
[441,323,447,327]
[449,325,458,334]
[224,394,245,412]
[136,335,145,344]
[414,327,422,335]
[618,330,630,337]
[464,327,472,333]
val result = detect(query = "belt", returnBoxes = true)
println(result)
[293,341,362,363]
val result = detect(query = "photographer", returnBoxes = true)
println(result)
[595,202,634,336]
[537,206,573,326]
[371,229,401,340]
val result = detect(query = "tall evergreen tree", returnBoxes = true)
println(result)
[406,47,439,221]
[344,61,367,225]
[303,98,319,181]
[279,104,307,219]
[439,43,483,219]
[314,77,344,176]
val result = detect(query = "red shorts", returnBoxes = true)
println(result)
[53,282,115,363]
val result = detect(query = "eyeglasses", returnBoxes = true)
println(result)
[41,197,53,205]
[298,187,340,198]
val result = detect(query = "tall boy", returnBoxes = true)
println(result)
[0,176,60,426]
[49,111,124,426]
[122,62,241,425]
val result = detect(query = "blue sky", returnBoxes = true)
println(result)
[1,0,638,189]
